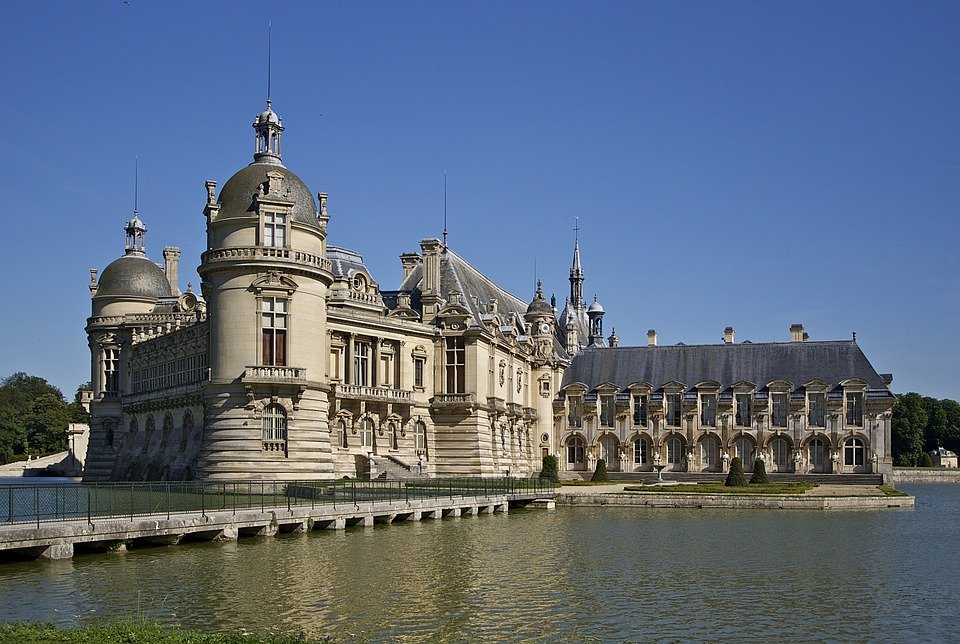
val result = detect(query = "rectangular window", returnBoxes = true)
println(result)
[330,349,342,381]
[700,394,717,427]
[846,392,864,427]
[103,348,120,393]
[808,393,825,427]
[380,356,392,387]
[353,341,369,386]
[263,213,286,248]
[634,439,647,464]
[666,393,682,427]
[261,297,287,366]
[568,395,583,428]
[414,358,425,388]
[633,395,648,426]
[600,394,615,428]
[772,394,788,428]
[736,394,752,427]
[445,337,465,393]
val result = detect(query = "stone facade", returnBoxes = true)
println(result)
[83,99,895,482]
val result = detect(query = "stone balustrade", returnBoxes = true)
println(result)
[244,366,307,381]
[201,246,332,272]
[332,383,412,404]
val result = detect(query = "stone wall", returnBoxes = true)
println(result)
[892,468,960,484]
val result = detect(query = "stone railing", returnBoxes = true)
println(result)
[332,383,412,403]
[244,366,307,381]
[261,439,287,453]
[202,246,331,272]
[431,393,477,413]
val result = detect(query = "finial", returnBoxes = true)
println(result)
[852,331,857,342]
[267,21,272,108]
[442,170,448,251]
[134,156,139,216]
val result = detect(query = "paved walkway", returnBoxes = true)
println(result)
[557,483,885,496]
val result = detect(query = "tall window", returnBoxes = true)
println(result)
[700,394,717,427]
[846,392,864,427]
[261,298,287,366]
[666,394,682,427]
[736,394,752,427]
[337,419,348,448]
[809,438,825,470]
[735,437,754,469]
[361,418,374,450]
[600,394,615,428]
[414,358,425,388]
[632,394,647,426]
[568,395,583,428]
[103,348,120,393]
[390,422,399,450]
[262,404,287,445]
[353,341,369,386]
[666,436,683,464]
[772,437,790,471]
[772,394,788,428]
[633,438,648,465]
[566,436,585,466]
[263,212,286,247]
[844,438,865,466]
[700,437,719,469]
[445,337,465,393]
[808,393,825,427]
[415,421,427,452]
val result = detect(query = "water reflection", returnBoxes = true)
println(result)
[0,485,956,641]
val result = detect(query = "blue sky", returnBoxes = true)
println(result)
[1,1,957,400]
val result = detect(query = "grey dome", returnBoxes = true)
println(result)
[96,255,172,299]
[217,163,320,229]
[588,299,604,314]
[526,293,552,317]
[255,107,281,126]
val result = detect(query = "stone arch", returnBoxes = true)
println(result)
[697,432,722,472]
[627,431,654,470]
[562,432,587,471]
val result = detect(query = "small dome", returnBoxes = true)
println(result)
[588,298,604,314]
[255,106,281,126]
[217,163,320,229]
[526,282,552,317]
[96,255,171,299]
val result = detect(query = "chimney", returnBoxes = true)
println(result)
[647,329,658,347]
[89,268,98,297]
[419,238,443,319]
[724,326,735,344]
[608,328,620,347]
[790,323,805,342]
[399,252,421,281]
[163,247,181,296]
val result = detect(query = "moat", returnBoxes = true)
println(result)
[0,483,955,641]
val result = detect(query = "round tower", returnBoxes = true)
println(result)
[197,100,334,480]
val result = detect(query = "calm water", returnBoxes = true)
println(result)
[0,484,956,642]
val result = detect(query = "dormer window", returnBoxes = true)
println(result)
[568,394,583,428]
[700,393,717,426]
[735,394,752,427]
[600,394,615,428]
[352,274,366,291]
[846,392,864,427]
[666,393,682,427]
[772,393,788,428]
[263,212,286,248]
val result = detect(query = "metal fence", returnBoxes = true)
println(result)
[0,478,555,527]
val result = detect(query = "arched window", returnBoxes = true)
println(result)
[772,437,790,471]
[809,438,826,471]
[415,421,427,452]
[844,438,865,467]
[262,404,287,452]
[360,418,375,450]
[566,436,585,467]
[735,437,754,471]
[666,436,684,464]
[178,410,194,453]
[162,413,174,448]
[599,434,618,465]
[700,436,719,469]
[633,437,648,465]
[144,414,156,448]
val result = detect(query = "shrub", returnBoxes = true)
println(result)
[921,453,934,467]
[725,457,747,486]
[590,458,609,482]
[539,455,559,483]
[749,458,769,484]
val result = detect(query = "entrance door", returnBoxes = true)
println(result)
[735,437,754,472]
[771,437,790,472]
[566,436,586,471]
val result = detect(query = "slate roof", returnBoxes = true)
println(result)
[328,246,372,281]
[216,162,320,229]
[391,248,529,329]
[96,255,172,300]
[561,340,893,396]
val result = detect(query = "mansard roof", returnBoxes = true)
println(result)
[392,247,529,329]
[561,340,892,395]
[328,245,373,280]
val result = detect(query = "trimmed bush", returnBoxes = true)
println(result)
[921,453,934,467]
[591,458,609,482]
[749,458,769,484]
[539,455,560,483]
[725,456,747,486]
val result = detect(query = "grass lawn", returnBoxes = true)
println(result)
[620,482,817,495]
[0,622,328,644]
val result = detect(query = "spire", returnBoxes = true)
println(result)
[569,217,584,308]
[253,23,284,164]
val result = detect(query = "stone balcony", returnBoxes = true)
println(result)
[242,366,307,384]
[201,246,332,273]
[430,392,477,414]
[331,383,412,404]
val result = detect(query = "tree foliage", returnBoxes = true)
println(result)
[892,393,960,466]
[0,372,89,465]
[725,457,747,487]
[539,454,559,483]
[591,458,609,482]
[749,458,769,484]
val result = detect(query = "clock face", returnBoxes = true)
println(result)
[539,323,550,334]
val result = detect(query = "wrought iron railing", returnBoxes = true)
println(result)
[0,478,554,527]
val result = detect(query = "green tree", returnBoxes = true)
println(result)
[725,457,747,487]
[749,458,769,484]
[539,454,559,483]
[0,372,75,464]
[923,398,949,452]
[939,398,960,455]
[921,452,934,467]
[591,458,609,482]
[892,393,927,466]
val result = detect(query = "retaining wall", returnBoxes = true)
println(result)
[555,492,914,510]
[892,468,960,484]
